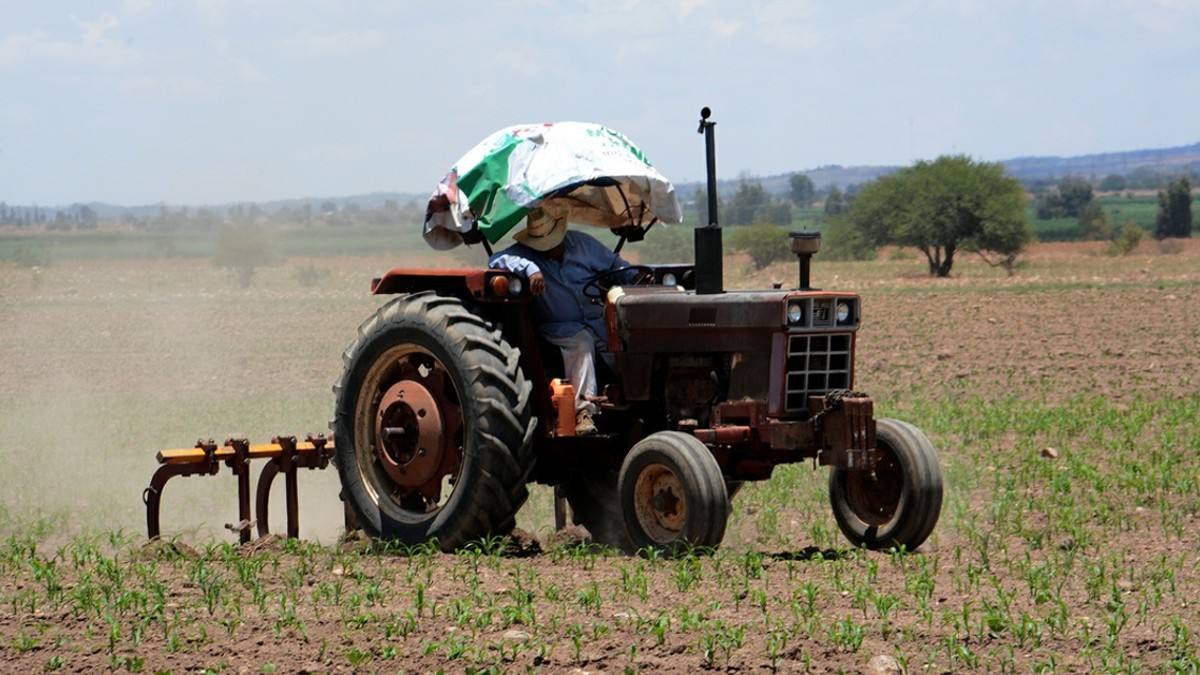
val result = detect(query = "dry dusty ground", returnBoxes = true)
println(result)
[1,238,1199,673]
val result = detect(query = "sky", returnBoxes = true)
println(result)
[3,0,1199,207]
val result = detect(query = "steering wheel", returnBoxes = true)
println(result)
[582,265,657,300]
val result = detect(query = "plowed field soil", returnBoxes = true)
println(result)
[1,238,1198,673]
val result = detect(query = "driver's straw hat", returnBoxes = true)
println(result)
[515,209,567,251]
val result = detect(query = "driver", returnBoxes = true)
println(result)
[489,208,633,436]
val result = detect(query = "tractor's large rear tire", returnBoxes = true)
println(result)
[829,418,942,551]
[333,292,535,551]
[562,469,636,554]
[618,431,729,556]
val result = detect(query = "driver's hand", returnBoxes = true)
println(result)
[529,272,546,295]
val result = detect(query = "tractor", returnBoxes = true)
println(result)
[330,108,943,554]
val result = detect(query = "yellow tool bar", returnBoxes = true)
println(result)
[155,440,334,465]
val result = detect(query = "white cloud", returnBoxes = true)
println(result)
[663,0,714,19]
[123,0,154,12]
[750,1,817,49]
[214,38,268,84]
[1121,0,1200,32]
[117,73,220,100]
[490,46,554,79]
[278,29,385,58]
[0,14,137,70]
[708,18,739,38]
[1130,0,1200,10]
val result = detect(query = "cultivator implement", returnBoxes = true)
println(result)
[144,434,342,543]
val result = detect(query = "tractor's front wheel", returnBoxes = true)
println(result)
[828,418,942,551]
[333,292,535,551]
[618,431,729,555]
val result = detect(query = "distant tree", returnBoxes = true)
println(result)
[1107,223,1145,256]
[1036,176,1093,219]
[636,224,693,264]
[756,202,792,226]
[693,187,722,225]
[214,224,276,287]
[1098,174,1127,192]
[48,211,71,231]
[399,200,424,225]
[1077,201,1110,240]
[821,215,876,261]
[729,223,792,270]
[77,205,98,230]
[194,208,218,229]
[823,186,850,216]
[848,155,1031,277]
[1155,176,1193,239]
[789,174,816,207]
[1126,166,1165,190]
[728,181,768,226]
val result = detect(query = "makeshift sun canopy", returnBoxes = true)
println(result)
[422,122,682,250]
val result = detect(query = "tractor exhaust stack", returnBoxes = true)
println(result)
[695,107,724,295]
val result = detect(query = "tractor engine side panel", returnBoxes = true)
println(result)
[610,288,859,417]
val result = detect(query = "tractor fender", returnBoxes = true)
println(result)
[370,268,531,304]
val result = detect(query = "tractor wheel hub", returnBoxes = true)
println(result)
[375,381,444,487]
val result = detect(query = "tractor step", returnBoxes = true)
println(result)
[143,434,345,543]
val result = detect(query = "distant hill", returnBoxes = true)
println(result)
[75,191,429,221]
[1001,142,1200,182]
[10,142,1199,218]
[679,141,1200,200]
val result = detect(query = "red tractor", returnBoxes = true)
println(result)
[332,109,943,554]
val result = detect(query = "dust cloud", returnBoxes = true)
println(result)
[0,258,382,544]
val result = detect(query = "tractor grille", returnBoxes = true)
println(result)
[784,333,852,412]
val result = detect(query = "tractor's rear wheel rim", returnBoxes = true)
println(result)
[360,346,463,515]
[632,463,687,543]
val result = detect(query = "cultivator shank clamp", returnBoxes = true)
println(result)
[144,434,337,543]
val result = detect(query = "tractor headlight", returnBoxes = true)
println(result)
[508,277,523,296]
[836,301,851,323]
[661,272,677,287]
[786,301,804,325]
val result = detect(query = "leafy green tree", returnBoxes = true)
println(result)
[756,202,792,226]
[214,224,276,287]
[823,186,850,216]
[789,174,816,207]
[848,155,1031,277]
[636,224,693,263]
[729,223,792,270]
[1077,201,1110,240]
[1107,223,1145,256]
[693,187,722,226]
[728,181,768,226]
[1155,176,1193,239]
[1036,176,1093,219]
[821,216,876,261]
[1098,174,1126,192]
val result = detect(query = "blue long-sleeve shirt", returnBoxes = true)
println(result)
[489,230,630,339]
